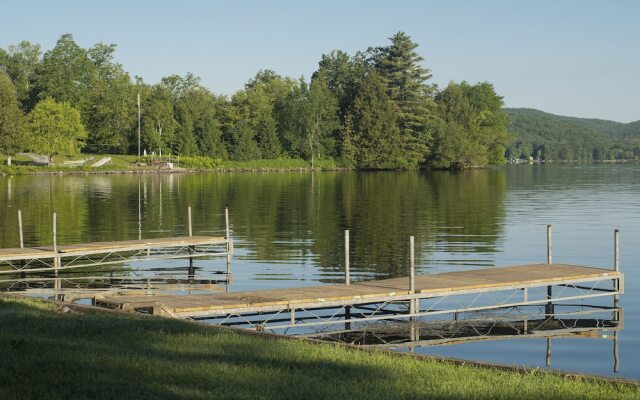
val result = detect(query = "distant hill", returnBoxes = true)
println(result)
[504,108,640,161]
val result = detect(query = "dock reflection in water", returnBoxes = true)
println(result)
[306,306,623,373]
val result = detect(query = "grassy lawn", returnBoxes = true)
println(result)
[0,297,637,400]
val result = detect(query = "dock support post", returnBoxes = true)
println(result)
[345,230,350,285]
[18,210,24,249]
[344,230,351,330]
[53,212,61,300]
[188,206,193,237]
[546,338,552,367]
[523,288,529,333]
[18,210,25,274]
[187,206,194,275]
[546,224,552,265]
[225,207,232,288]
[409,236,416,319]
[546,224,554,317]
[614,228,620,300]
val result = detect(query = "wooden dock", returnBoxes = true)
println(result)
[0,207,233,275]
[0,207,233,274]
[0,236,231,274]
[94,263,623,330]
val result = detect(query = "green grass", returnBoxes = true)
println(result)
[0,297,637,400]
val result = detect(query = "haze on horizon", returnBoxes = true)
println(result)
[1,0,638,123]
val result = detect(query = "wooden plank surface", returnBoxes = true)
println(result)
[100,264,619,315]
[0,236,226,260]
[0,247,57,260]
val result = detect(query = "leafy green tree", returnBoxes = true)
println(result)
[231,72,294,159]
[0,72,26,164]
[431,81,510,168]
[142,85,176,156]
[1,41,42,110]
[28,98,87,164]
[305,74,339,166]
[316,50,371,122]
[85,43,136,153]
[33,34,93,114]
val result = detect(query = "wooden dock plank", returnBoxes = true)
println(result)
[0,236,227,262]
[0,247,57,259]
[99,264,620,316]
[46,236,226,254]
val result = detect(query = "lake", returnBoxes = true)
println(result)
[1,164,638,378]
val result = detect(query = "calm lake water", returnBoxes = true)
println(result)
[1,164,639,378]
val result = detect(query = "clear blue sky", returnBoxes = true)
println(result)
[2,0,639,122]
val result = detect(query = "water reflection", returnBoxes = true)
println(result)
[0,170,507,280]
[308,306,623,373]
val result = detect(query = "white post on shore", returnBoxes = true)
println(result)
[345,230,350,285]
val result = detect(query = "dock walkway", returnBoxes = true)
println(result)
[0,236,230,274]
[95,263,622,330]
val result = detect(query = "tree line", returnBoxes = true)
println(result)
[1,32,510,169]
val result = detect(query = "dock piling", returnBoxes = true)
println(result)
[614,229,620,308]
[345,230,350,285]
[187,206,194,272]
[18,210,24,249]
[546,224,553,264]
[546,338,552,367]
[53,212,57,255]
[188,206,193,237]
[53,212,61,299]
[546,225,554,317]
[344,229,351,329]
[614,229,619,272]
[225,207,232,279]
[409,236,416,318]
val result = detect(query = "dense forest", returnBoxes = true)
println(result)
[0,33,510,169]
[506,108,640,161]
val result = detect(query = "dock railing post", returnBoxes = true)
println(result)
[187,206,194,273]
[344,230,351,330]
[18,210,24,249]
[225,207,232,282]
[546,224,552,265]
[546,224,553,317]
[409,236,416,318]
[53,212,61,299]
[614,228,620,309]
[345,230,350,285]
[53,212,57,255]
[188,206,193,237]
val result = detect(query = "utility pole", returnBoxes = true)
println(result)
[137,92,141,161]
